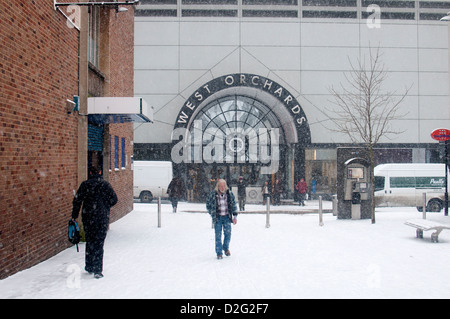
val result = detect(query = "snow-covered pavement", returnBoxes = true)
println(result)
[1,201,450,299]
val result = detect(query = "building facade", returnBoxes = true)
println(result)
[0,1,141,279]
[134,0,450,202]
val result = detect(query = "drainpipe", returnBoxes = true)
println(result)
[77,6,89,186]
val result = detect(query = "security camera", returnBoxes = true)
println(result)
[66,99,76,114]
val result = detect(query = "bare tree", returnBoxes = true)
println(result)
[327,47,410,224]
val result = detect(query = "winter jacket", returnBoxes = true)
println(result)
[296,181,308,194]
[167,178,184,198]
[237,180,247,197]
[206,190,238,224]
[72,175,118,229]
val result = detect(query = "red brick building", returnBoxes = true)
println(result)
[0,1,147,279]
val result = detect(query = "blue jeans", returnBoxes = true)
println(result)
[214,215,231,256]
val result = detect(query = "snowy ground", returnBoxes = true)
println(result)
[1,200,450,299]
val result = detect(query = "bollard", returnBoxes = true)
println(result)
[332,194,338,216]
[158,197,162,228]
[319,195,324,226]
[422,193,426,220]
[265,196,270,228]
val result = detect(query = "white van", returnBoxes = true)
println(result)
[374,163,448,212]
[133,161,173,203]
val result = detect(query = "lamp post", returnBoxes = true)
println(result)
[431,128,450,216]
[440,11,450,215]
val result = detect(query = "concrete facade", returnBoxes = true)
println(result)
[133,0,450,199]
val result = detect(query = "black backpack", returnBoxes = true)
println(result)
[68,219,81,252]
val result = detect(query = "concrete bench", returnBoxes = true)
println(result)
[405,219,450,243]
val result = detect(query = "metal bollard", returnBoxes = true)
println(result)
[319,195,324,226]
[332,194,338,216]
[422,193,426,220]
[158,197,162,228]
[265,197,270,228]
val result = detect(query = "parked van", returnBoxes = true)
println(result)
[374,163,448,212]
[133,161,173,203]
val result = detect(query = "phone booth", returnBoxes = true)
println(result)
[337,148,372,219]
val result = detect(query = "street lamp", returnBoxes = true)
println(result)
[439,13,450,215]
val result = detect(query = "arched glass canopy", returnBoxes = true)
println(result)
[191,95,285,147]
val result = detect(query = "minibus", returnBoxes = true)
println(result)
[374,163,448,212]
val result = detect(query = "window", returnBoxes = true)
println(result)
[244,0,298,4]
[89,6,100,67]
[114,136,119,170]
[109,135,111,171]
[243,10,298,17]
[361,0,415,8]
[374,176,385,192]
[121,137,126,169]
[303,10,357,18]
[192,95,283,164]
[182,9,238,17]
[140,0,177,3]
[183,0,237,4]
[303,0,356,6]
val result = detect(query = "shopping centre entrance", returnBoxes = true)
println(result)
[171,74,311,202]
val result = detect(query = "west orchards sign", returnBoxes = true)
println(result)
[174,73,311,146]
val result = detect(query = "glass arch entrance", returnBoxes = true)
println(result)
[197,95,284,141]
[186,95,288,202]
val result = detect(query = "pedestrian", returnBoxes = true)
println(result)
[311,178,317,199]
[237,176,247,211]
[296,178,308,206]
[72,167,118,279]
[261,180,271,205]
[187,176,194,202]
[273,178,283,206]
[167,177,183,212]
[206,179,238,259]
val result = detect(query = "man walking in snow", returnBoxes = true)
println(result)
[206,179,238,259]
[237,176,247,211]
[296,178,308,206]
[72,167,118,279]
[167,177,183,213]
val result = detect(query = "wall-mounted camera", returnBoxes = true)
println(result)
[66,95,79,114]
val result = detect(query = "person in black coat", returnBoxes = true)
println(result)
[167,177,183,213]
[72,167,118,279]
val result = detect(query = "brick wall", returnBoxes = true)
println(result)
[108,124,134,223]
[0,2,136,279]
[0,1,79,279]
[106,8,135,223]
